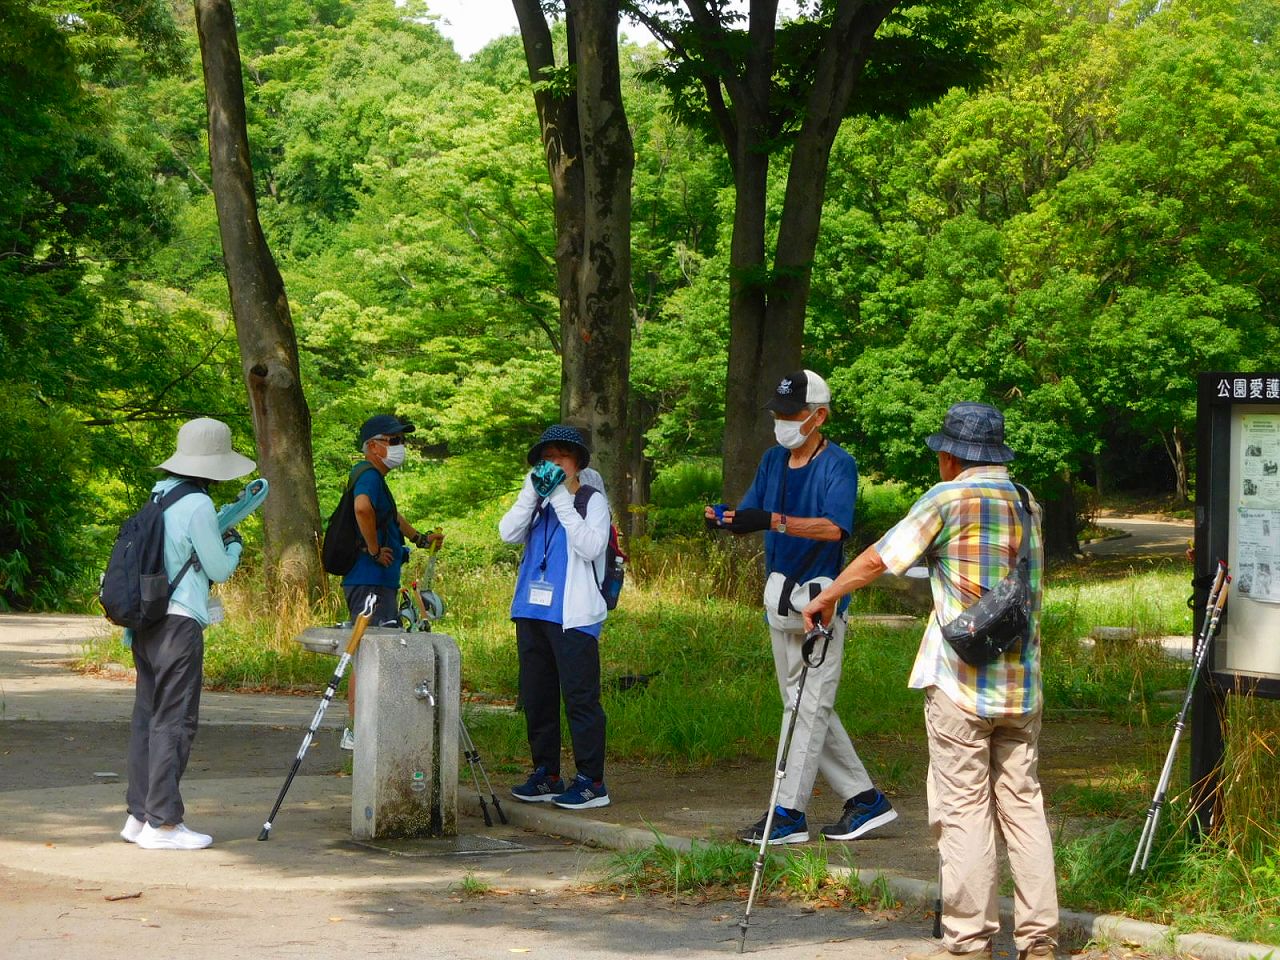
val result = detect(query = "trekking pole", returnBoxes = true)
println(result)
[258,595,376,841]
[933,855,943,938]
[1129,561,1229,874]
[738,616,833,953]
[459,715,509,826]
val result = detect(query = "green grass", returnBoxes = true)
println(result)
[600,838,898,910]
[1057,695,1280,946]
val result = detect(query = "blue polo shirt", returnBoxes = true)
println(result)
[342,464,404,590]
[739,442,857,612]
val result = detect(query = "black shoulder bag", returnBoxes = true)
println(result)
[939,484,1033,667]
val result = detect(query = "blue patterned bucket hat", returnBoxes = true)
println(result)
[527,424,591,468]
[925,402,1015,463]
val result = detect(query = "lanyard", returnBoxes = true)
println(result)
[777,438,826,514]
[532,501,556,573]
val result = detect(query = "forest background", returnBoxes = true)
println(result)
[3,0,1280,609]
[5,0,1280,941]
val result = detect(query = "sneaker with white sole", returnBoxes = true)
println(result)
[552,773,611,809]
[135,822,212,850]
[738,806,809,844]
[120,815,146,843]
[821,789,898,840]
[511,765,567,803]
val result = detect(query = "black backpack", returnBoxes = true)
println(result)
[99,482,203,630]
[321,462,389,576]
[574,484,627,611]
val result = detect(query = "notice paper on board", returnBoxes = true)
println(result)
[1240,414,1280,507]
[1236,507,1280,603]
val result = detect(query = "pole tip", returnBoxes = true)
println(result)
[257,825,271,841]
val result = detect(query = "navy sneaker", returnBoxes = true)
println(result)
[552,773,611,809]
[511,766,566,803]
[738,806,809,845]
[821,789,898,840]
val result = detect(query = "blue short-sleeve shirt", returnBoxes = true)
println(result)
[342,465,404,589]
[739,441,857,612]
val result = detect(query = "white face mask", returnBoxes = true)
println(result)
[774,411,816,450]
[380,443,406,470]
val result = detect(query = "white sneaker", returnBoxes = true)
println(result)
[120,815,146,843]
[340,728,355,751]
[136,822,213,850]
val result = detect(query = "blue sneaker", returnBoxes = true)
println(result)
[821,790,898,840]
[511,766,566,803]
[552,773,611,809]
[738,806,809,845]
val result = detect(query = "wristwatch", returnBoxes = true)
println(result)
[777,514,788,535]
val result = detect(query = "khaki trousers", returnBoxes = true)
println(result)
[924,687,1059,954]
[769,615,873,811]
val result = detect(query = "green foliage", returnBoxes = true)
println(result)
[646,459,722,537]
[0,389,95,609]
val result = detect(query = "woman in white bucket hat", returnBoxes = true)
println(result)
[121,418,255,850]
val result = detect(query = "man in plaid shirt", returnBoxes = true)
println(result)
[804,402,1058,960]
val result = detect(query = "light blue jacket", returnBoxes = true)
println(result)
[153,477,243,626]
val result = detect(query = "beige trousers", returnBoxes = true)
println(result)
[769,615,874,811]
[924,687,1059,954]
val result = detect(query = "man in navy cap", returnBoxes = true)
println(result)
[706,370,896,846]
[341,414,442,630]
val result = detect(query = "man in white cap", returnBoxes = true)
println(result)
[705,370,896,846]
[121,418,255,850]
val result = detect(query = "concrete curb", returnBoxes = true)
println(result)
[465,796,1277,960]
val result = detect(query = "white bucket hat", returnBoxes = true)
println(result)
[156,418,257,481]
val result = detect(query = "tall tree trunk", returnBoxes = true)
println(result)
[1162,425,1190,503]
[514,0,634,512]
[719,0,780,501]
[1040,476,1079,561]
[721,148,777,501]
[194,0,323,598]
[512,0,585,372]
[712,0,898,502]
[566,0,634,507]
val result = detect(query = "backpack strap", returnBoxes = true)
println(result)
[573,483,599,518]
[928,482,1032,623]
[347,461,395,543]
[153,480,205,593]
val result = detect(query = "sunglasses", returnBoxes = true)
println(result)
[375,435,405,446]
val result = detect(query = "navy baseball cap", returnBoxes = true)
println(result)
[925,402,1015,463]
[358,414,415,448]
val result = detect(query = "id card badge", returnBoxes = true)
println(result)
[528,579,555,607]
[208,596,226,625]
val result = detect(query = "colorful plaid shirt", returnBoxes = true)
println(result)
[874,466,1043,717]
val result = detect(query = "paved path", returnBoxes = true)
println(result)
[1082,517,1193,558]
[0,614,935,960]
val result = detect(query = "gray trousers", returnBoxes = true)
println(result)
[769,614,874,811]
[127,614,204,827]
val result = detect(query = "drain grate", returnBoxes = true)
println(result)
[350,833,536,858]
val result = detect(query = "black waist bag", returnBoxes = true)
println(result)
[939,484,1033,667]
